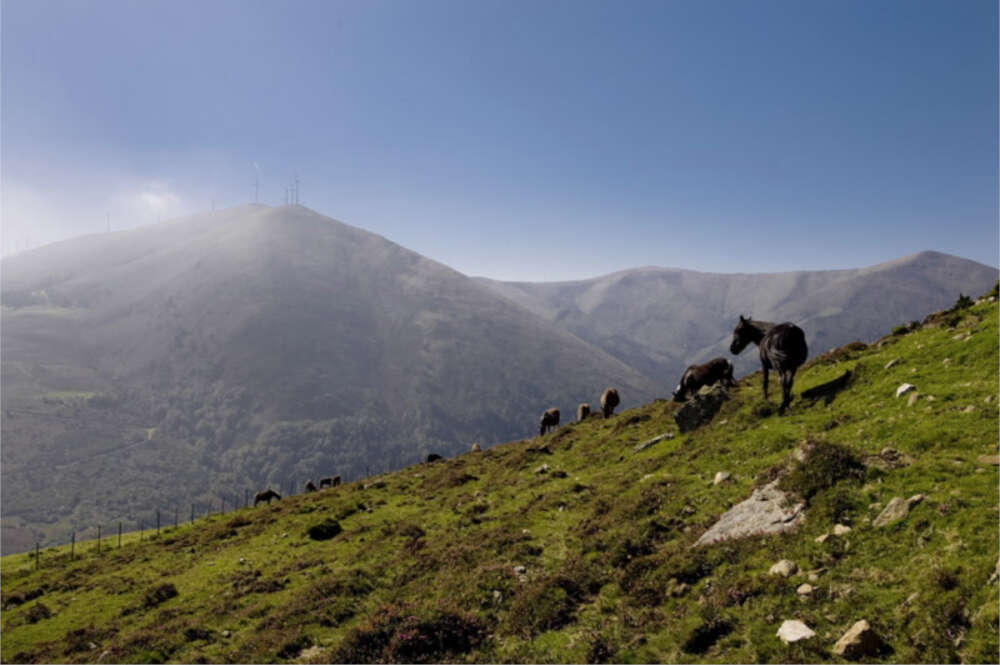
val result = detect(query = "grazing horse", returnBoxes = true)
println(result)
[319,476,341,488]
[426,453,443,463]
[539,408,560,436]
[305,480,318,492]
[730,315,808,414]
[600,388,620,418]
[577,403,591,421]
[673,358,735,402]
[254,489,282,506]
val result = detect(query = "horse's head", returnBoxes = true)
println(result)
[730,315,755,355]
[672,385,686,402]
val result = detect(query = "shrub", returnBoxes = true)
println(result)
[331,604,486,663]
[778,441,865,501]
[143,583,178,608]
[26,602,52,623]
[953,293,974,311]
[504,575,585,637]
[276,634,313,660]
[306,518,342,541]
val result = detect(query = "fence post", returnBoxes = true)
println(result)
[118,522,122,548]
[97,525,101,554]
[71,531,75,560]
[174,507,178,529]
[35,542,39,569]
[190,503,194,524]
[156,510,160,536]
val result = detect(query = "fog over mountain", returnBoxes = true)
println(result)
[477,251,998,384]
[1,205,995,553]
[0,205,657,553]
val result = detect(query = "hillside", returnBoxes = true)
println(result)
[1,205,658,554]
[2,293,997,664]
[477,251,998,384]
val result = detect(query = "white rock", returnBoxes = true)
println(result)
[815,533,830,544]
[796,583,815,596]
[770,559,798,577]
[832,524,852,536]
[833,619,885,658]
[884,358,901,369]
[895,383,916,398]
[713,471,732,485]
[906,392,920,407]
[776,619,815,644]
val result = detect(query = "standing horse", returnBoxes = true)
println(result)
[730,315,808,414]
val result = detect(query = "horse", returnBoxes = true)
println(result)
[425,453,443,463]
[319,476,341,488]
[305,480,318,492]
[254,488,282,506]
[577,403,591,421]
[539,408,560,436]
[601,388,620,418]
[730,315,808,414]
[672,358,735,402]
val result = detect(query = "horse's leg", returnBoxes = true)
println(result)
[761,366,770,400]
[779,370,794,414]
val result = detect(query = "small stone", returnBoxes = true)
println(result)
[796,583,815,596]
[989,558,999,585]
[815,533,830,544]
[492,589,502,602]
[942,357,952,365]
[534,464,550,474]
[873,496,922,527]
[833,619,885,659]
[776,619,816,644]
[906,392,919,407]
[962,405,977,414]
[713,471,732,486]
[895,383,916,398]
[926,395,936,401]
[222,630,232,638]
[666,578,690,597]
[952,332,965,340]
[884,358,901,369]
[513,565,526,575]
[977,455,1000,465]
[904,592,919,605]
[770,560,798,577]
[985,394,995,405]
[832,524,853,536]
[238,557,246,564]
[808,569,826,582]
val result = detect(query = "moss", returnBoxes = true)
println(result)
[777,440,866,501]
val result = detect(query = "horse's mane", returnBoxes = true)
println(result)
[741,315,776,332]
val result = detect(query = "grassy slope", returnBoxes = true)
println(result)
[2,299,997,664]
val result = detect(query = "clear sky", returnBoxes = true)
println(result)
[2,0,997,280]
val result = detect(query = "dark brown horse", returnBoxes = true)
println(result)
[730,315,808,414]
[672,357,735,402]
[600,388,620,418]
[305,480,318,492]
[539,408,560,435]
[319,476,341,489]
[254,489,282,506]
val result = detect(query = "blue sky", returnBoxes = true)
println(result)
[2,0,996,280]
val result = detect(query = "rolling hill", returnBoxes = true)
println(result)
[2,295,996,663]
[477,251,998,384]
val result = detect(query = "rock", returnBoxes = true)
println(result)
[298,646,325,661]
[873,495,924,527]
[808,569,826,582]
[942,357,952,365]
[471,442,481,452]
[985,394,995,405]
[534,463,550,474]
[989,558,999,585]
[694,480,806,546]
[895,383,916,398]
[713,471,732,486]
[884,358,901,369]
[796,583,815,596]
[776,619,815,644]
[832,524,852,536]
[633,431,675,453]
[977,455,999,465]
[833,620,885,659]
[513,565,526,575]
[815,533,830,544]
[906,392,920,407]
[962,405,977,414]
[770,560,798,577]
[222,630,232,638]
[674,386,729,433]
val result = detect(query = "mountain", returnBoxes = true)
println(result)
[2,298,997,664]
[477,251,998,385]
[0,205,658,554]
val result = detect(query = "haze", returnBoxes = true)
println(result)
[2,0,997,280]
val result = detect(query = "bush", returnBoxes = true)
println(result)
[26,602,51,623]
[953,293,974,311]
[306,518,342,541]
[331,604,486,663]
[143,583,178,608]
[504,575,585,637]
[778,441,865,501]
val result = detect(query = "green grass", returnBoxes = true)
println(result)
[2,300,998,663]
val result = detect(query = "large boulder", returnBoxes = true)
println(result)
[674,386,729,433]
[694,480,805,546]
